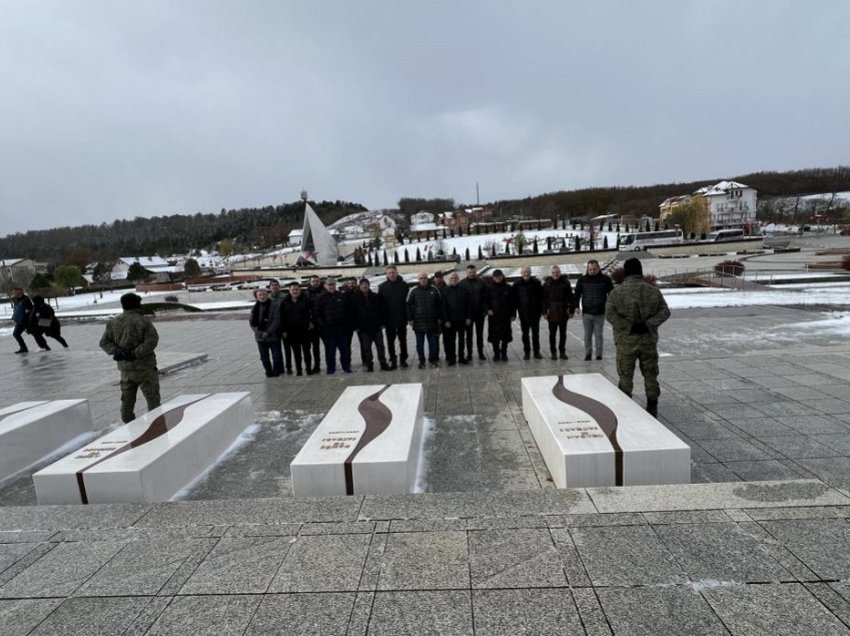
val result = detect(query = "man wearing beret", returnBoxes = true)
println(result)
[605,258,670,417]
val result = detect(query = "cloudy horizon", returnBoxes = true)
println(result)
[1,0,848,236]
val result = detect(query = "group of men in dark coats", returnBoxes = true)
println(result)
[248,260,624,375]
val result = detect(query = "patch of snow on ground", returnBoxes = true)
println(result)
[414,416,436,493]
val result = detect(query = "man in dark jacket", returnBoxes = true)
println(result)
[268,279,292,374]
[11,287,35,353]
[442,271,471,365]
[458,264,489,361]
[542,265,575,360]
[407,272,443,368]
[351,278,391,372]
[574,259,614,361]
[606,258,670,417]
[304,274,324,374]
[377,265,410,369]
[313,278,352,374]
[511,265,543,360]
[486,269,516,361]
[248,287,284,378]
[99,293,161,423]
[280,281,313,375]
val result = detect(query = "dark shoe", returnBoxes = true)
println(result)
[584,354,592,361]
[306,369,314,376]
[400,360,409,368]
[265,372,276,377]
[447,360,456,366]
[389,361,398,370]
[296,370,303,376]
[429,360,439,368]
[596,355,602,360]
[551,351,558,360]
[533,351,543,360]
[59,339,69,348]
[380,362,392,371]
[327,369,336,375]
[286,369,293,375]
[459,357,469,365]
[418,361,426,369]
[492,350,501,361]
[478,351,486,361]
[647,398,659,417]
[41,346,51,351]
[343,368,353,374]
[523,351,530,360]
[366,363,374,372]
[560,351,568,360]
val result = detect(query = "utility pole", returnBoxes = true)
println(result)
[476,182,480,206]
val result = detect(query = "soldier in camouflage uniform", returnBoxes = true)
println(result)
[99,293,161,423]
[605,258,670,417]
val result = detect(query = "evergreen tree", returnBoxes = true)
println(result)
[465,247,470,261]
[416,247,421,262]
[383,252,389,266]
[183,258,202,278]
[477,245,483,259]
[394,251,399,264]
[603,236,609,249]
[533,239,539,253]
[574,235,581,252]
[616,235,621,249]
[404,249,409,263]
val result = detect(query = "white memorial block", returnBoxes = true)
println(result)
[0,400,95,483]
[521,374,690,488]
[33,392,253,505]
[290,383,424,497]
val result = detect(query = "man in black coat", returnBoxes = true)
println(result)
[574,259,614,361]
[512,265,543,360]
[280,281,314,375]
[441,271,471,365]
[10,287,35,353]
[313,278,352,374]
[407,272,443,368]
[458,264,489,361]
[304,274,324,374]
[351,278,391,372]
[377,265,410,369]
[486,269,516,361]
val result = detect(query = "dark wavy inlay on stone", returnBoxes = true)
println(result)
[344,385,393,495]
[76,396,208,504]
[552,375,623,486]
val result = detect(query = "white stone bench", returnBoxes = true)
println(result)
[290,383,424,497]
[522,374,690,488]
[0,400,96,484]
[33,392,253,504]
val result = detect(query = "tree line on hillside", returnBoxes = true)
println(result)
[0,200,366,267]
[2,166,847,268]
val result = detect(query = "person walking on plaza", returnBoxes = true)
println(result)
[99,293,161,423]
[442,271,471,365]
[542,265,575,360]
[248,288,283,378]
[407,272,443,368]
[29,295,69,350]
[512,265,543,360]
[378,265,410,369]
[486,269,516,361]
[459,264,489,361]
[314,278,353,374]
[605,258,670,417]
[10,287,35,354]
[268,279,292,374]
[574,259,614,361]
[351,278,391,372]
[304,274,324,374]
[280,281,313,375]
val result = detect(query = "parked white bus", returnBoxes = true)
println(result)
[707,228,745,242]
[618,229,683,251]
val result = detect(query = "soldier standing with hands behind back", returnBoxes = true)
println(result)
[606,258,670,417]
[99,293,161,423]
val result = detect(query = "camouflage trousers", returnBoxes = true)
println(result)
[615,341,661,400]
[120,367,161,423]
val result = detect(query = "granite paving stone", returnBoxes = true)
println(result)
[368,590,473,636]
[27,596,153,636]
[244,592,356,636]
[723,460,807,482]
[75,538,217,597]
[145,594,262,636]
[655,523,793,583]
[758,435,843,459]
[468,528,566,589]
[268,533,370,593]
[377,531,469,591]
[757,518,850,580]
[0,598,63,636]
[702,582,850,636]
[0,543,42,576]
[570,525,686,586]
[806,582,850,628]
[697,437,780,462]
[597,586,731,635]
[472,588,583,636]
[0,541,126,599]
[571,587,613,636]
[0,503,151,532]
[178,536,293,595]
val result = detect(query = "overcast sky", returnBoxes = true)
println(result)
[1,1,848,236]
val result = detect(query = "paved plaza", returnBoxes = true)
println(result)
[2,242,850,634]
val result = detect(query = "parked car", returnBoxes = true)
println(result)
[840,227,850,236]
